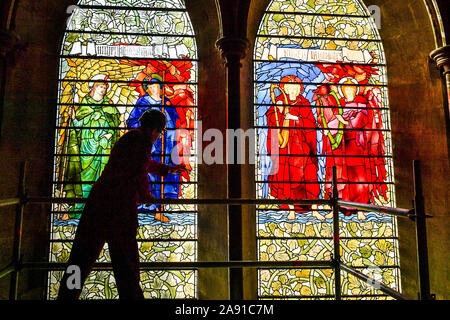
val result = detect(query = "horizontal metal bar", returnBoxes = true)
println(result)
[259,295,336,299]
[0,197,20,207]
[65,30,195,38]
[254,126,390,132]
[337,200,413,218]
[59,54,197,65]
[256,34,381,42]
[339,237,399,240]
[254,103,390,111]
[58,79,197,85]
[254,59,387,68]
[50,210,197,214]
[56,102,197,108]
[28,197,333,206]
[340,263,411,300]
[55,125,390,133]
[22,260,333,270]
[50,209,198,214]
[60,55,198,62]
[260,294,397,300]
[264,10,370,19]
[52,181,198,185]
[254,80,387,87]
[53,153,393,159]
[54,153,197,157]
[258,236,333,240]
[351,265,401,269]
[0,262,17,279]
[257,208,333,212]
[340,294,391,299]
[54,126,195,130]
[258,236,398,241]
[4,197,409,217]
[257,153,393,158]
[256,181,394,185]
[49,238,197,243]
[50,236,397,243]
[76,5,188,12]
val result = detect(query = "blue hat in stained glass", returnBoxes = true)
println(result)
[143,73,163,91]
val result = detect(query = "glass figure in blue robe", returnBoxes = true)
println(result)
[127,74,180,221]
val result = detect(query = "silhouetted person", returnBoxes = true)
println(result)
[57,109,186,300]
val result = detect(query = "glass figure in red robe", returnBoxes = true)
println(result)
[364,85,388,205]
[315,64,389,220]
[266,75,321,220]
[314,84,349,205]
[338,78,371,220]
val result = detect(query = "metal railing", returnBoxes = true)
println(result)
[0,161,433,300]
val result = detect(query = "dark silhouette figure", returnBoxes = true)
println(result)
[57,109,186,300]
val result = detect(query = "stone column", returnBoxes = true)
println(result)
[216,36,249,300]
[430,45,450,153]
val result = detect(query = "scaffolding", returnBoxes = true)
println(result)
[0,161,433,300]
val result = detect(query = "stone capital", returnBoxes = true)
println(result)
[216,37,249,65]
[430,45,450,75]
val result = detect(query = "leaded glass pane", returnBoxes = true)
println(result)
[259,268,335,298]
[78,0,187,9]
[266,0,367,16]
[255,0,400,300]
[259,14,379,40]
[48,270,197,300]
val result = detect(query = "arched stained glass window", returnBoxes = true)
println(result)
[48,0,198,299]
[254,0,400,299]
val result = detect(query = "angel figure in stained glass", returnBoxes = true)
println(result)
[316,64,388,220]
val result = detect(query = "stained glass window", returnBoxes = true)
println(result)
[48,0,198,299]
[254,0,400,300]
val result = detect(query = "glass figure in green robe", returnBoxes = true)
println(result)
[62,74,121,220]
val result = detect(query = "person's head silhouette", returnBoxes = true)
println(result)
[139,109,167,142]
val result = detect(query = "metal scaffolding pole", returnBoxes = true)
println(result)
[0,198,20,208]
[337,200,414,218]
[20,260,334,271]
[27,197,333,206]
[339,263,410,300]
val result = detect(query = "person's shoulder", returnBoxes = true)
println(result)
[112,129,145,151]
[122,129,144,141]
[114,129,138,145]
